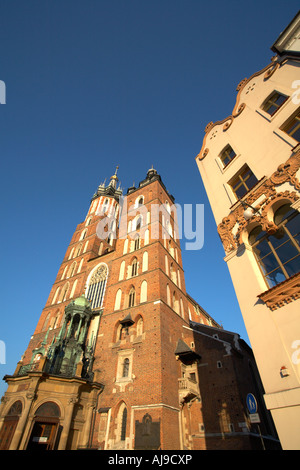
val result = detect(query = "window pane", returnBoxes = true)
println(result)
[283,111,300,142]
[244,169,258,191]
[258,252,279,275]
[230,166,258,198]
[235,184,248,199]
[286,214,300,239]
[221,146,236,166]
[253,239,272,258]
[273,204,294,225]
[268,228,289,249]
[249,226,263,245]
[265,268,286,288]
[276,240,299,264]
[284,255,300,277]
[262,92,287,115]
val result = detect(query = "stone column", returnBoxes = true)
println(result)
[80,403,95,448]
[57,396,78,450]
[9,392,36,450]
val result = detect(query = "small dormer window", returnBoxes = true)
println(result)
[261,91,288,116]
[228,165,258,199]
[281,108,300,142]
[220,145,236,168]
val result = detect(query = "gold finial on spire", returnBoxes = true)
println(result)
[111,165,119,180]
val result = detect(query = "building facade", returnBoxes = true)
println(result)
[196,13,300,450]
[0,167,279,450]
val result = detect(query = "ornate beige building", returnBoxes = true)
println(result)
[196,12,300,450]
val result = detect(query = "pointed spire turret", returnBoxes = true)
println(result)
[92,166,123,201]
[109,165,119,189]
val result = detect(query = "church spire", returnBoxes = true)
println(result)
[92,166,122,201]
[109,166,119,189]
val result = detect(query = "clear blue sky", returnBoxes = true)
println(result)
[0,1,299,398]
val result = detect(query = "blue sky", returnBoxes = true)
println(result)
[0,0,299,398]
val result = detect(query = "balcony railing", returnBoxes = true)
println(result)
[178,377,199,398]
[16,361,94,382]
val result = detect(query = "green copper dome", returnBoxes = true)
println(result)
[73,295,91,308]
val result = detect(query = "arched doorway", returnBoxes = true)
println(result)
[26,402,61,450]
[0,400,22,450]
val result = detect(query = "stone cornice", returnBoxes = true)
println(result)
[258,272,300,311]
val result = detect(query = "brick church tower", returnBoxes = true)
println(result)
[0,167,279,450]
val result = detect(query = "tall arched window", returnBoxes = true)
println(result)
[120,406,127,441]
[80,229,88,241]
[122,358,130,377]
[128,287,135,307]
[123,238,129,254]
[140,280,147,303]
[136,317,143,336]
[142,251,148,272]
[131,257,138,277]
[68,262,77,278]
[144,229,149,245]
[249,204,300,288]
[60,282,70,302]
[119,260,125,281]
[134,235,140,251]
[136,216,142,230]
[86,264,108,309]
[52,287,60,304]
[114,289,122,311]
[70,279,78,298]
[76,244,82,257]
[103,198,109,213]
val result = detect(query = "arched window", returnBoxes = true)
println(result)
[61,265,68,280]
[140,281,147,303]
[134,235,140,251]
[170,263,177,284]
[68,247,74,260]
[167,284,171,306]
[128,287,135,307]
[114,289,122,311]
[123,238,129,254]
[144,229,150,245]
[173,291,179,314]
[103,198,109,213]
[86,264,108,309]
[137,196,144,207]
[52,287,60,304]
[68,262,77,278]
[249,204,300,288]
[136,216,142,231]
[120,407,127,441]
[70,279,78,298]
[60,282,70,302]
[122,358,130,377]
[119,260,125,281]
[142,251,148,272]
[42,313,50,331]
[131,257,138,277]
[80,229,88,241]
[136,317,143,336]
[77,258,84,273]
[76,244,82,257]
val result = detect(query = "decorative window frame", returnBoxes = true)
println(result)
[115,349,134,386]
[217,149,300,309]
